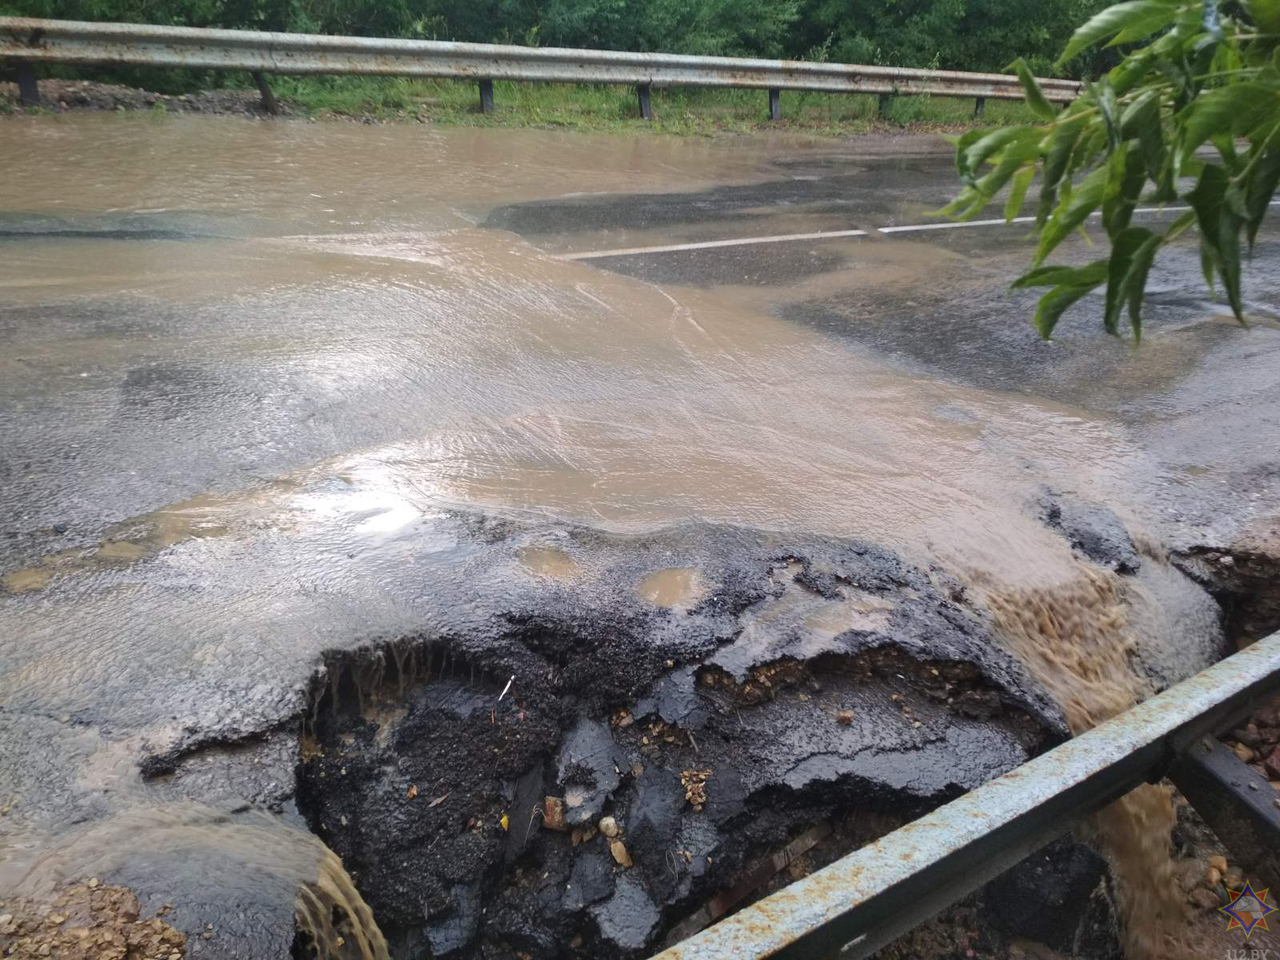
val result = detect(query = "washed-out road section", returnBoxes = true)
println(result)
[0,115,1277,958]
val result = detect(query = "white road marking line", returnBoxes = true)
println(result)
[877,216,1035,233]
[558,228,867,260]
[880,206,1195,234]
[560,201,1280,261]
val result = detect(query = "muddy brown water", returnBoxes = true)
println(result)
[0,114,1264,958]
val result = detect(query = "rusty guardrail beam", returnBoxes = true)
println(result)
[651,629,1280,960]
[1,17,1080,117]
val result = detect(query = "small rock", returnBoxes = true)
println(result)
[1204,866,1222,887]
[1264,751,1280,780]
[543,796,568,832]
[1235,726,1262,748]
[87,878,99,888]
[786,855,811,880]
[598,816,620,838]
[835,709,855,725]
[1233,742,1255,764]
[609,839,633,868]
[1208,855,1228,874]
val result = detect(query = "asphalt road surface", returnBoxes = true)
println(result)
[1,114,1278,959]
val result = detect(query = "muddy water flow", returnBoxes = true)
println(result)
[0,115,1253,956]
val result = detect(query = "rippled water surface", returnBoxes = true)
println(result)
[1,114,1145,588]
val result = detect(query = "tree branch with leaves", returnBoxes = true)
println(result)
[945,0,1280,340]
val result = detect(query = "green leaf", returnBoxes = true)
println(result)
[1120,90,1165,180]
[1037,117,1089,225]
[1245,0,1280,35]
[1164,207,1199,241]
[953,128,987,178]
[1035,166,1108,266]
[1005,166,1036,221]
[1188,163,1245,320]
[1177,83,1280,163]
[1103,147,1148,235]
[1092,79,1122,154]
[1226,180,1249,218]
[1104,227,1163,336]
[1107,46,1156,95]
[1245,146,1280,247]
[1059,1,1180,65]
[939,137,1040,221]
[1069,124,1108,176]
[937,186,990,220]
[1200,239,1216,291]
[1031,282,1103,339]
[1126,237,1162,344]
[1009,57,1057,120]
[958,127,1037,182]
[1012,261,1109,288]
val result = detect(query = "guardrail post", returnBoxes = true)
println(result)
[974,96,986,118]
[1168,736,1280,890]
[16,63,40,107]
[768,88,780,121]
[252,70,279,116]
[877,92,891,118]
[478,79,494,114]
[637,83,653,120]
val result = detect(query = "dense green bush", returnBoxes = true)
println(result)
[790,0,1115,76]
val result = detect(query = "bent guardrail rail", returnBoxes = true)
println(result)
[0,17,1081,119]
[650,629,1280,960]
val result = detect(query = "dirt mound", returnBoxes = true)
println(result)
[0,79,285,116]
[0,880,185,960]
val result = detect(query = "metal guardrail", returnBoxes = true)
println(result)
[0,17,1081,119]
[651,629,1280,960]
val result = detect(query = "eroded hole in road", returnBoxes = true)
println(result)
[517,546,580,582]
[292,624,1053,958]
[637,567,708,610]
[1172,545,1280,647]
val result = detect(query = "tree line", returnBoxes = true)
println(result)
[1,0,1113,78]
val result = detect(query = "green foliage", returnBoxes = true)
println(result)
[789,0,1114,77]
[266,75,1040,134]
[531,0,800,57]
[945,1,1280,340]
[0,0,800,56]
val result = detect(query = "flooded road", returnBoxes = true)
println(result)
[2,114,1279,958]
[1,117,1157,585]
